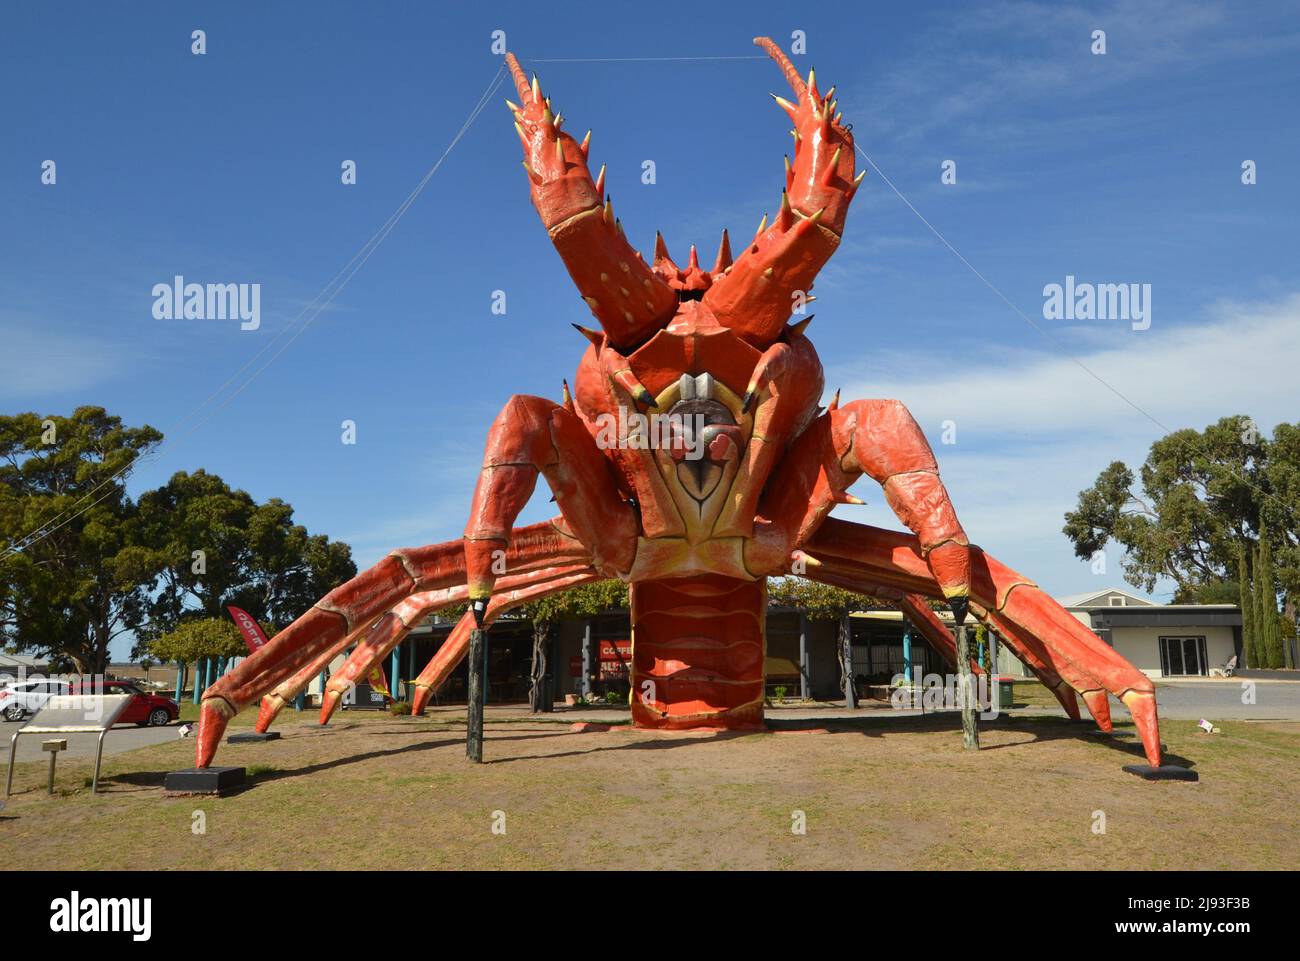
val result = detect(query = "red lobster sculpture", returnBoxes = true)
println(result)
[195,39,1163,769]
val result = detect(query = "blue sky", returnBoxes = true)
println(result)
[3,1,1298,659]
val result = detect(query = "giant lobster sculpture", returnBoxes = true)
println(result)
[195,39,1164,769]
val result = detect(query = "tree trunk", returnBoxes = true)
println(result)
[839,614,856,709]
[529,621,551,713]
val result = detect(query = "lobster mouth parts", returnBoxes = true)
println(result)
[666,394,743,506]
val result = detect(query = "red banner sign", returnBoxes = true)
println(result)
[227,606,269,655]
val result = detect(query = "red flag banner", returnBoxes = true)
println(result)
[227,606,270,655]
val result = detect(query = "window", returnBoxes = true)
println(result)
[1108,596,1126,606]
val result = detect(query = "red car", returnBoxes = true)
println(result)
[68,680,179,727]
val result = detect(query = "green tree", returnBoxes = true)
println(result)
[1255,529,1283,669]
[1238,541,1257,668]
[1065,417,1300,655]
[516,580,628,712]
[1062,417,1263,597]
[0,408,162,673]
[136,471,356,649]
[150,617,249,665]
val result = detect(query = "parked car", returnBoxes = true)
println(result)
[0,679,71,721]
[68,680,179,727]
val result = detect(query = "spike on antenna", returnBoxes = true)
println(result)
[571,323,603,347]
[712,230,733,273]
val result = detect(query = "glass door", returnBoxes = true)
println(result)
[1160,636,1207,676]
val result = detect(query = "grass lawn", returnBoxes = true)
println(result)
[3,705,1297,870]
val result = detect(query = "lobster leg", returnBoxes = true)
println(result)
[803,518,1164,766]
[253,632,355,732]
[755,401,972,611]
[321,562,596,723]
[464,394,637,622]
[408,565,603,715]
[195,520,587,767]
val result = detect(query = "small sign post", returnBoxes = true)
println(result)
[42,739,67,794]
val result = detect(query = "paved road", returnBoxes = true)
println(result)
[1141,678,1300,720]
[1,722,181,764]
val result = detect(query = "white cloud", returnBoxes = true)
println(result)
[828,292,1300,599]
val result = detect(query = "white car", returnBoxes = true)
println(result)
[0,679,71,721]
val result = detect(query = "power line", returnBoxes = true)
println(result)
[1,66,507,559]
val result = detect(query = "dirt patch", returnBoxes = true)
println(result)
[2,708,1296,870]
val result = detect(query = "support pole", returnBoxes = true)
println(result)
[191,660,203,704]
[390,647,400,702]
[467,628,485,763]
[956,623,979,749]
[798,613,810,700]
[91,731,107,794]
[174,661,184,703]
[902,622,913,679]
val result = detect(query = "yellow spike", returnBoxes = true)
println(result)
[777,191,794,231]
[603,197,613,224]
[542,105,554,125]
[756,213,768,237]
[580,130,591,155]
[514,122,526,142]
[561,379,575,412]
[788,314,814,337]
[505,99,519,112]
[583,295,600,310]
[853,170,867,188]
[530,74,540,101]
[572,323,603,346]
[521,160,534,178]
[834,111,843,125]
[836,491,866,506]
[828,387,840,410]
[808,206,826,224]
[594,163,606,195]
[771,93,797,116]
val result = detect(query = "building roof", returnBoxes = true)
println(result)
[1054,587,1157,609]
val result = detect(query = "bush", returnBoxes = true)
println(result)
[387,700,411,717]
